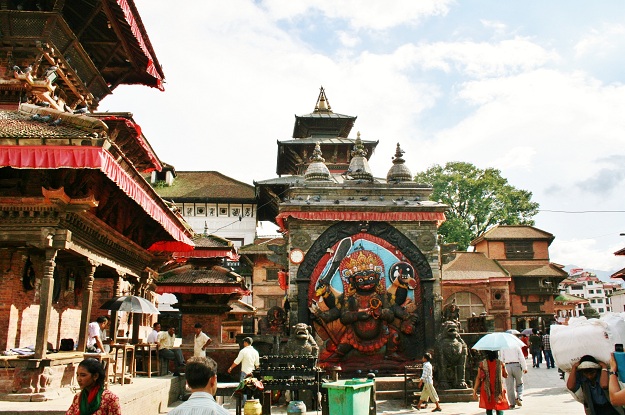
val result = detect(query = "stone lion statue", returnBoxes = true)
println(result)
[436,320,468,389]
[282,323,319,357]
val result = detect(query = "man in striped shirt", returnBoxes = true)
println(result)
[412,353,442,412]
[168,357,229,415]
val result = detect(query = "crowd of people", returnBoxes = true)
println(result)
[75,317,625,415]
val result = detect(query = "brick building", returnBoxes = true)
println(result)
[471,225,568,331]
[442,252,511,331]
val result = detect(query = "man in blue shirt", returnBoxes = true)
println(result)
[168,356,230,415]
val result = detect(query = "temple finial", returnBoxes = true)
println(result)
[314,86,332,113]
[386,142,412,183]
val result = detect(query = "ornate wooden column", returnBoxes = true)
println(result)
[34,248,58,359]
[110,273,123,343]
[77,262,98,352]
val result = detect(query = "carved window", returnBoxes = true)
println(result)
[266,268,279,281]
[446,291,486,328]
[505,241,533,259]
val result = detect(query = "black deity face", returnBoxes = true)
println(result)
[351,270,380,293]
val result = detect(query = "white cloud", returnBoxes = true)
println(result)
[480,19,508,35]
[404,38,558,78]
[575,24,625,58]
[261,0,452,30]
[337,31,361,48]
[491,146,536,170]
[550,238,624,272]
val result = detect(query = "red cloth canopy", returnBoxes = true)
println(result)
[102,116,162,172]
[116,0,164,91]
[0,145,193,250]
[276,211,446,231]
[155,285,250,295]
[173,249,240,260]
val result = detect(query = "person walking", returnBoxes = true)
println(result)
[411,352,442,412]
[227,337,259,404]
[473,350,509,415]
[501,345,527,409]
[542,329,555,369]
[567,354,619,415]
[529,329,543,368]
[66,358,121,415]
[167,356,230,415]
[193,323,212,358]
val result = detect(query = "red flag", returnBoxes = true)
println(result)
[278,271,288,290]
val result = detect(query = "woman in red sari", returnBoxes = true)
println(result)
[66,359,121,415]
[520,335,529,359]
[473,350,510,415]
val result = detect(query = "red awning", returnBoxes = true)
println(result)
[0,145,193,250]
[102,116,162,172]
[116,0,164,91]
[155,285,250,295]
[276,211,446,231]
[173,250,240,260]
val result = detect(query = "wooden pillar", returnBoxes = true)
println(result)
[77,262,97,352]
[132,273,149,344]
[110,274,123,343]
[34,248,58,359]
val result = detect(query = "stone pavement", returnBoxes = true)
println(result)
[0,359,585,414]
[210,360,584,414]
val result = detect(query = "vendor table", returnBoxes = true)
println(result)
[216,382,242,415]
[109,343,135,385]
[134,343,159,377]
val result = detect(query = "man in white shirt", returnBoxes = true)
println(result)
[86,316,109,353]
[147,322,161,343]
[193,323,212,358]
[167,356,229,415]
[157,326,186,376]
[227,337,260,404]
[501,344,528,408]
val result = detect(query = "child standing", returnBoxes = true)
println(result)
[413,353,442,412]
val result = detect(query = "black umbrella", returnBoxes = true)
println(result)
[100,296,160,314]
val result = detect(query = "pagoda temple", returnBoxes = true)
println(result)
[256,87,448,372]
[0,0,191,397]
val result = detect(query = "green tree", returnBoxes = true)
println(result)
[583,305,600,319]
[414,162,539,250]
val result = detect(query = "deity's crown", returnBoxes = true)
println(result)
[341,250,383,279]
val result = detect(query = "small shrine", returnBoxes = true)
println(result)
[256,87,448,373]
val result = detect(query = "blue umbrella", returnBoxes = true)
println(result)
[472,332,526,351]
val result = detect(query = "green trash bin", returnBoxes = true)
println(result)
[322,379,373,415]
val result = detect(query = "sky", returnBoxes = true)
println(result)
[100,0,625,275]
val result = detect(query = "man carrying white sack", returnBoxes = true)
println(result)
[501,344,528,409]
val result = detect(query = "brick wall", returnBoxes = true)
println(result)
[0,248,118,352]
